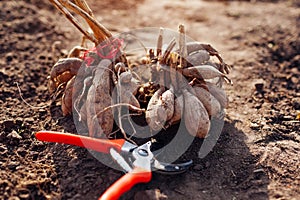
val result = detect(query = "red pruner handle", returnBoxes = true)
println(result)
[35,131,125,153]
[99,167,152,200]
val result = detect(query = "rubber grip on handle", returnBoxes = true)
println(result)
[35,131,125,153]
[99,167,152,200]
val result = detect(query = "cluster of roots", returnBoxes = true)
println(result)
[47,0,232,141]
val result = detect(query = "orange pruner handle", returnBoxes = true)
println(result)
[35,131,126,154]
[99,167,152,200]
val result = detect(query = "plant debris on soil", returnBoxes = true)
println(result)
[0,0,299,199]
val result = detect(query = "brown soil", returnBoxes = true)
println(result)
[1,0,299,199]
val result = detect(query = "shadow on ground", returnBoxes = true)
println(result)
[46,119,270,200]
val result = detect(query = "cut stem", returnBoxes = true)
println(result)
[179,24,187,68]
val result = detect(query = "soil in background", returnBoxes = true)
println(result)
[0,0,299,199]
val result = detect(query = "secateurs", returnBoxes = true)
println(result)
[35,131,192,200]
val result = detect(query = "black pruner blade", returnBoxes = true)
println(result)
[152,159,193,175]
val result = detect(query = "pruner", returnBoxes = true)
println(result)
[35,131,193,200]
